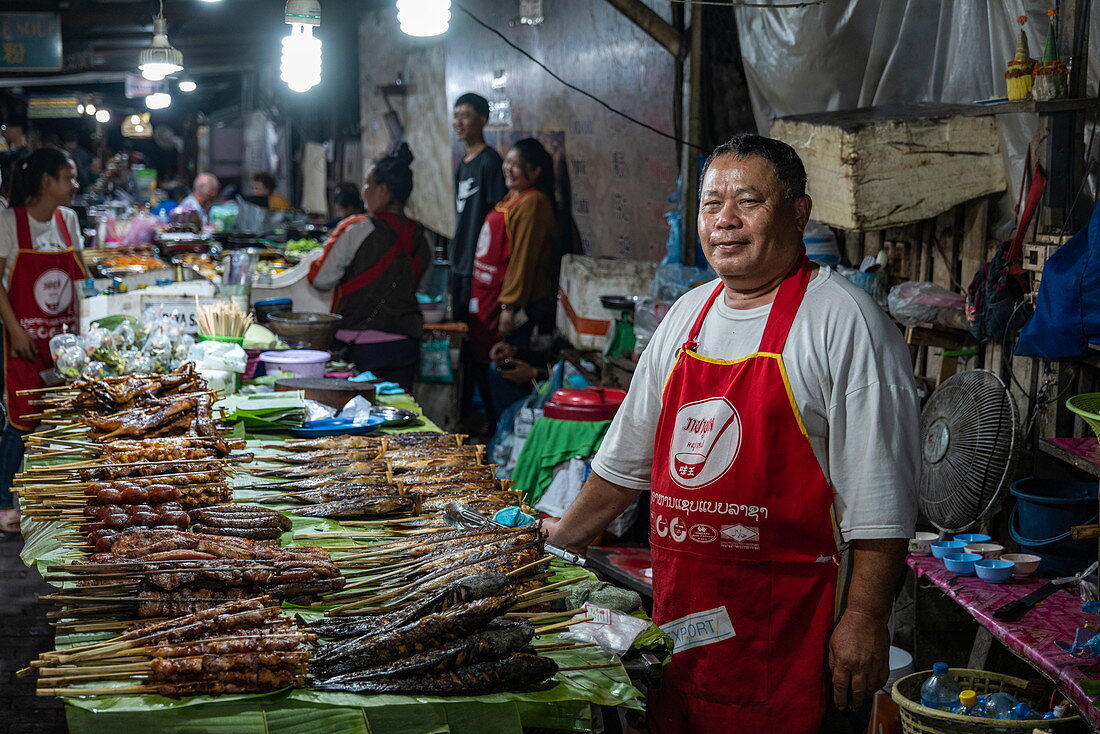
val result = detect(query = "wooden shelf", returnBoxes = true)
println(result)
[775,99,1099,130]
[1039,438,1100,477]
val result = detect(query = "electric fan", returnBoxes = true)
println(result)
[918,369,1019,533]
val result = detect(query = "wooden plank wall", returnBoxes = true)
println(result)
[837,197,1089,449]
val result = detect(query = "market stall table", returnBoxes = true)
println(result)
[18,391,643,734]
[909,554,1100,728]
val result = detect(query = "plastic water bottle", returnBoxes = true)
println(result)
[976,691,1019,719]
[951,690,979,715]
[1012,702,1039,720]
[920,663,961,711]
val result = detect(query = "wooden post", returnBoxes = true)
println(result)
[681,7,704,266]
[603,0,683,56]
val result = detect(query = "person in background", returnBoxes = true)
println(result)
[174,172,220,227]
[468,137,556,428]
[308,144,431,392]
[250,171,291,211]
[0,148,87,533]
[453,92,505,323]
[328,182,364,229]
[63,133,93,191]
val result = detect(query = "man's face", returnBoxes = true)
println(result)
[698,153,810,288]
[453,104,485,143]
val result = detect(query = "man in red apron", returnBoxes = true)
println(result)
[546,135,915,732]
[5,207,86,430]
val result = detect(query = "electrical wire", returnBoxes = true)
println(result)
[453,2,702,149]
[668,0,825,6]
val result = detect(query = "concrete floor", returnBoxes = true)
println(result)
[0,532,67,734]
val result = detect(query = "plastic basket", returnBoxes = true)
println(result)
[1067,393,1100,440]
[891,668,1079,732]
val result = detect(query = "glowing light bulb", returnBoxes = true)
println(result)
[134,124,145,133]
[280,24,322,93]
[77,103,85,114]
[396,0,451,37]
[130,115,141,125]
[85,104,97,115]
[178,80,197,92]
[95,109,110,123]
[145,93,172,110]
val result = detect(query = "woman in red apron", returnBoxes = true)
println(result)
[0,148,86,532]
[647,257,839,733]
[307,144,430,392]
[467,138,555,426]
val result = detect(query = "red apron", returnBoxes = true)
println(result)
[5,207,85,430]
[648,258,839,734]
[468,189,537,362]
[323,212,425,312]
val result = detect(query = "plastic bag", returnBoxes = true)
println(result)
[887,281,968,329]
[186,340,248,373]
[560,603,651,656]
[418,338,454,384]
[338,395,374,425]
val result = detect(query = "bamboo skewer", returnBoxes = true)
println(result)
[533,617,591,635]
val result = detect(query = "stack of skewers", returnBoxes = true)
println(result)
[26,597,314,697]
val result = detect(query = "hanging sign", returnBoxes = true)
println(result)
[0,13,62,72]
[27,94,81,119]
[125,73,168,99]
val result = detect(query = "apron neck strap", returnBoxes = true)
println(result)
[53,208,72,248]
[682,254,814,354]
[14,206,31,248]
[757,255,814,355]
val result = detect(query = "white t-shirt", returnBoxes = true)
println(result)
[0,206,83,287]
[591,266,920,543]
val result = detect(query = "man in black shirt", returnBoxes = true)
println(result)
[452,92,505,322]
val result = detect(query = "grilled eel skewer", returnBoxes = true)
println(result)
[313,653,558,695]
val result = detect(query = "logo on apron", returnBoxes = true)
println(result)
[668,397,741,488]
[34,268,73,316]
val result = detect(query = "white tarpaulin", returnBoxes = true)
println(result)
[734,2,1100,236]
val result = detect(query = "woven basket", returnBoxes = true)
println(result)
[891,668,1080,732]
[1067,393,1100,440]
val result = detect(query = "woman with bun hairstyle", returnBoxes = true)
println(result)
[309,143,431,392]
[0,147,87,532]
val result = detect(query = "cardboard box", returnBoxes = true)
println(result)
[557,255,656,351]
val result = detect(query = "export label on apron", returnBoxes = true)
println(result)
[647,257,840,734]
[5,207,85,430]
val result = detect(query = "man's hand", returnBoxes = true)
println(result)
[499,307,516,336]
[9,326,36,361]
[489,341,517,361]
[500,359,537,384]
[829,609,890,710]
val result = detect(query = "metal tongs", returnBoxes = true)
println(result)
[443,502,587,567]
[993,560,1099,621]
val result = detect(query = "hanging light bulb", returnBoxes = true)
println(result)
[280,0,322,93]
[178,80,197,93]
[129,114,141,125]
[85,104,97,116]
[138,2,184,81]
[77,103,85,115]
[396,0,451,37]
[146,93,172,110]
[95,109,110,124]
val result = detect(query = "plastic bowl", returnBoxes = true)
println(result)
[943,552,982,576]
[259,349,329,379]
[267,312,342,350]
[930,540,968,559]
[908,531,939,556]
[974,559,1015,583]
[954,533,992,545]
[963,543,1004,560]
[1000,553,1041,578]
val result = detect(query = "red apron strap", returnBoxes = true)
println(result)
[757,256,814,355]
[53,209,72,248]
[682,283,724,352]
[336,214,418,300]
[14,206,31,249]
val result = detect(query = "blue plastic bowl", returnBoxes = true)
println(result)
[931,540,968,559]
[943,552,982,576]
[974,559,1015,584]
[954,533,992,544]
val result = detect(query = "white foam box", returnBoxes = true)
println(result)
[770,103,1006,231]
[557,254,656,350]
